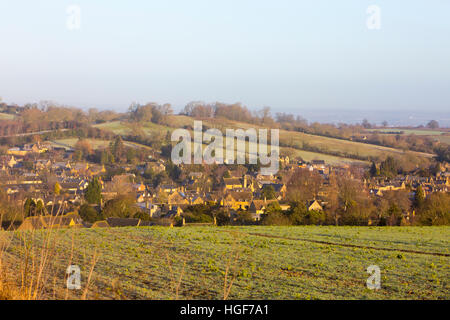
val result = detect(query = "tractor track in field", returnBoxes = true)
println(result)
[243,232,450,257]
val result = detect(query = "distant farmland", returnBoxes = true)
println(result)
[49,138,151,151]
[2,226,448,300]
[369,128,447,136]
[0,112,15,120]
[369,128,450,145]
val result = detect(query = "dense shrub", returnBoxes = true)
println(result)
[417,193,450,226]
[79,204,103,223]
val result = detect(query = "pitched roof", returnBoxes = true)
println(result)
[307,200,323,211]
[91,220,110,228]
[250,199,278,210]
[261,183,285,192]
[226,191,253,202]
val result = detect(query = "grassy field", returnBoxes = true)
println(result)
[369,128,450,146]
[1,226,448,300]
[0,112,15,120]
[50,138,111,149]
[433,135,450,144]
[93,121,132,135]
[49,138,151,151]
[369,128,446,136]
[181,117,435,160]
[283,148,367,165]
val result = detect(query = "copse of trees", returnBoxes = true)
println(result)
[287,202,308,225]
[427,120,439,129]
[128,102,173,124]
[379,156,400,178]
[369,155,427,179]
[87,108,121,123]
[181,102,277,126]
[182,101,215,118]
[101,195,145,219]
[261,202,326,226]
[1,101,124,143]
[362,119,373,129]
[214,208,231,226]
[109,136,125,162]
[78,204,103,223]
[165,160,182,183]
[72,135,151,165]
[74,139,93,160]
[374,190,411,226]
[182,204,215,223]
[0,118,83,138]
[23,198,46,217]
[287,202,325,225]
[417,192,450,226]
[435,145,450,163]
[286,168,323,203]
[262,212,291,226]
[368,156,442,179]
[0,102,106,138]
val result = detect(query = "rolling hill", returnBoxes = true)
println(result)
[94,116,435,166]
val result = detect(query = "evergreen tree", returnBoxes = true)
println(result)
[24,198,35,217]
[85,177,102,205]
[110,136,124,162]
[261,185,276,200]
[414,185,425,210]
[369,161,378,177]
[380,156,398,178]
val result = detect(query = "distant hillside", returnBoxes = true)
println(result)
[94,116,435,166]
[368,128,450,145]
[0,112,15,120]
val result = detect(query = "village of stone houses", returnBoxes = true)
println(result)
[0,101,449,300]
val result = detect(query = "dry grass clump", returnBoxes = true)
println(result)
[0,204,99,300]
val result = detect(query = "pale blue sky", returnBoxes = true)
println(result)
[0,0,449,118]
